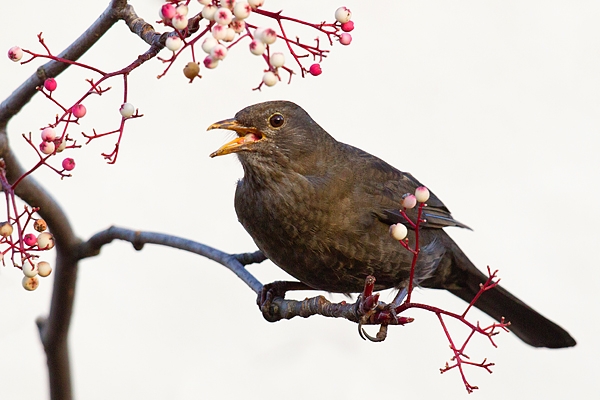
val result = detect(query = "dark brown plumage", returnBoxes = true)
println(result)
[208,100,575,349]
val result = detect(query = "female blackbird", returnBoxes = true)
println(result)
[208,100,575,349]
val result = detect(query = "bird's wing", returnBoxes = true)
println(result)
[341,143,470,230]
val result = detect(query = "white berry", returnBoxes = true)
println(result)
[120,103,135,118]
[202,37,218,54]
[262,71,278,87]
[389,223,408,241]
[214,7,233,25]
[37,261,52,277]
[22,276,39,291]
[233,2,251,19]
[165,36,183,51]
[415,186,430,203]
[37,232,55,250]
[22,261,38,278]
[201,4,217,20]
[270,52,285,68]
[335,7,352,23]
[249,39,265,55]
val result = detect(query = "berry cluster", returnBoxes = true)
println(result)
[157,1,354,88]
[388,186,430,241]
[0,210,55,291]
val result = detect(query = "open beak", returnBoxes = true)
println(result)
[207,118,263,157]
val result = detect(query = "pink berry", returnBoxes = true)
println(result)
[41,127,56,142]
[44,78,57,92]
[211,24,227,40]
[309,63,322,76]
[62,157,76,171]
[160,4,176,20]
[203,56,219,69]
[341,21,354,32]
[214,7,233,25]
[257,28,277,45]
[211,44,228,60]
[23,233,37,247]
[401,194,417,209]
[40,141,55,155]
[231,19,246,33]
[8,46,23,62]
[71,104,86,118]
[339,33,352,45]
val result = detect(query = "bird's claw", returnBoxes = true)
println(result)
[257,281,288,322]
[356,276,414,342]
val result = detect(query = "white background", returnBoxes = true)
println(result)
[0,1,598,399]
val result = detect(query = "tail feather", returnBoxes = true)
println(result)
[424,232,576,348]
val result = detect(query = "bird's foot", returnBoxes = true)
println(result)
[357,276,414,342]
[257,280,312,322]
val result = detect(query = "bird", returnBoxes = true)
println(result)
[207,100,576,349]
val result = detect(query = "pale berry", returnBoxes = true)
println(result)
[270,52,285,68]
[172,14,188,30]
[233,2,251,19]
[214,7,233,25]
[34,219,47,232]
[203,56,219,69]
[309,63,322,76]
[258,28,277,44]
[335,7,352,23]
[183,62,200,80]
[166,36,183,51]
[176,5,189,16]
[221,0,235,9]
[56,136,67,153]
[401,194,417,209]
[202,37,218,54]
[37,261,52,277]
[8,46,23,62]
[249,39,265,55]
[40,141,55,155]
[223,28,236,42]
[22,276,39,291]
[262,71,278,87]
[202,4,217,20]
[231,19,246,33]
[23,233,37,247]
[211,24,228,40]
[211,44,228,60]
[120,103,135,118]
[389,223,408,241]
[160,3,176,20]
[37,232,55,250]
[0,222,13,237]
[415,186,430,203]
[22,261,38,278]
[339,33,352,45]
[198,0,211,5]
[44,78,57,92]
[341,21,354,32]
[41,127,56,142]
[71,104,86,118]
[62,158,76,171]
[248,0,264,8]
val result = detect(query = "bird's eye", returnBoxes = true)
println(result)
[269,113,285,128]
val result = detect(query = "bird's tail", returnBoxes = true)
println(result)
[423,232,576,348]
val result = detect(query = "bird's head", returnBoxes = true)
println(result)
[207,101,332,165]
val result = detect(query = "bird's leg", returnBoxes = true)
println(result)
[258,280,313,322]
